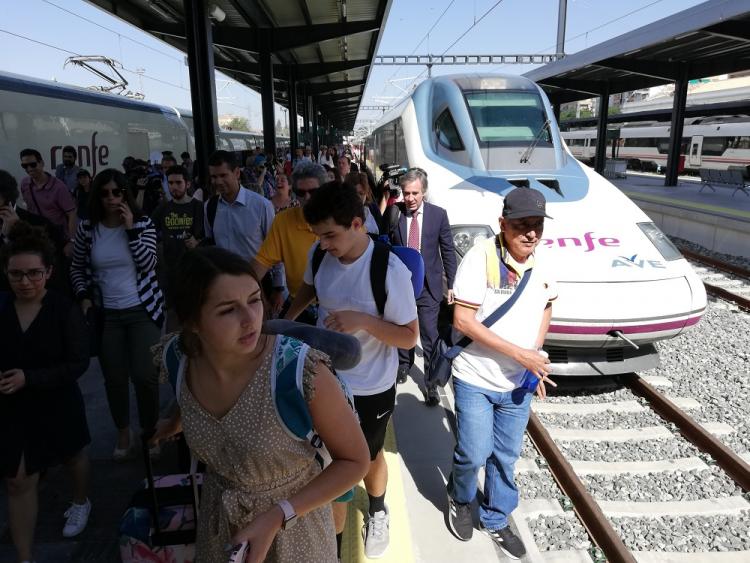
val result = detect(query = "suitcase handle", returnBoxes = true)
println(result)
[141,430,201,544]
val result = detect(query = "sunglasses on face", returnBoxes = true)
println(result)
[100,188,124,198]
[21,162,39,170]
[293,187,317,197]
[7,268,47,282]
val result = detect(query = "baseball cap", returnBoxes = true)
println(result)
[502,187,552,220]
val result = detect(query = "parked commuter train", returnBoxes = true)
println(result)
[561,116,750,173]
[0,70,288,179]
[365,74,707,376]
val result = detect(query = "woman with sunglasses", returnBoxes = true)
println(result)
[1,222,92,563]
[70,169,165,461]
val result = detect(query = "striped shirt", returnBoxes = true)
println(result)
[71,216,164,326]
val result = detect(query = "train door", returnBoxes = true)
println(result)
[688,136,703,168]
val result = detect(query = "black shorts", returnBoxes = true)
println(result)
[353,385,396,461]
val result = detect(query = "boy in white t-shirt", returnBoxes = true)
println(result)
[285,182,418,559]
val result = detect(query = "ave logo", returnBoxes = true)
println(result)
[612,254,665,269]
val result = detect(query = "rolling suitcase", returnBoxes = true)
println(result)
[119,437,201,563]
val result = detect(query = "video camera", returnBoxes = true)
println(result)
[377,163,407,198]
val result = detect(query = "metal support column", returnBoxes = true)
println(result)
[259,38,276,156]
[594,84,610,174]
[184,0,218,187]
[665,64,689,187]
[301,87,310,147]
[287,66,298,164]
[556,0,567,57]
[311,102,319,160]
[306,95,314,150]
[553,102,561,124]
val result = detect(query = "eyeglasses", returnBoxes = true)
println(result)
[100,188,124,198]
[7,269,47,282]
[293,187,317,197]
[21,162,38,170]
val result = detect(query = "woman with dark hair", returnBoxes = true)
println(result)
[70,168,164,461]
[345,172,382,235]
[270,173,299,214]
[150,246,369,563]
[1,222,91,562]
[74,169,92,222]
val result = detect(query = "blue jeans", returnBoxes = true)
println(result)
[448,378,532,530]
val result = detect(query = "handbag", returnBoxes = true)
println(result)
[427,268,532,387]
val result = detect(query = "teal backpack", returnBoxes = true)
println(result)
[161,332,357,501]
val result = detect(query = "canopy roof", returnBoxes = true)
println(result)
[525,0,750,104]
[87,0,392,130]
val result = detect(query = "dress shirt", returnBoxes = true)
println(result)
[204,187,280,285]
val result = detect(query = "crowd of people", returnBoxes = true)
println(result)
[0,140,555,563]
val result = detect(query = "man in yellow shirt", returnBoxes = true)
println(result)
[253,161,328,323]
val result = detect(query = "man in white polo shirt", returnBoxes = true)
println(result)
[445,187,557,560]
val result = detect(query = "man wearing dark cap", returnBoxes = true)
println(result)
[445,187,557,559]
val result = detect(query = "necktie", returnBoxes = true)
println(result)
[408,210,420,250]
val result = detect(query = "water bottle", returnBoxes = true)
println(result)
[520,349,549,393]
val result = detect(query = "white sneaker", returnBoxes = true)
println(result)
[62,498,91,538]
[362,505,389,559]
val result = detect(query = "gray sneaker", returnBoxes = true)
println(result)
[363,505,390,558]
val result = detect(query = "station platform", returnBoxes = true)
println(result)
[610,171,750,258]
[0,354,515,563]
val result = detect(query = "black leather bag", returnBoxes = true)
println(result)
[426,269,532,388]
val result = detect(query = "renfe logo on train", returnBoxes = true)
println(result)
[49,132,110,175]
[541,232,620,251]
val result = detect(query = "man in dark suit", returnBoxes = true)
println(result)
[387,168,457,406]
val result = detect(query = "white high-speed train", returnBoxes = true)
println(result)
[0,70,288,179]
[365,74,707,376]
[561,116,750,173]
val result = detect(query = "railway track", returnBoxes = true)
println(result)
[679,247,750,312]
[517,375,750,562]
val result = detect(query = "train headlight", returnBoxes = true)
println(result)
[638,222,683,261]
[451,225,495,257]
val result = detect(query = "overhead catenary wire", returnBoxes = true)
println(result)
[493,0,668,71]
[40,0,184,63]
[0,27,189,92]
[377,0,456,97]
[398,0,507,97]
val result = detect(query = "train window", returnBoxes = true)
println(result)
[434,109,464,151]
[464,91,550,144]
[702,137,728,156]
[728,136,750,150]
[624,137,657,148]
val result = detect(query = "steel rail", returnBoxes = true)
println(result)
[679,247,750,279]
[679,247,750,311]
[622,374,750,492]
[526,413,637,563]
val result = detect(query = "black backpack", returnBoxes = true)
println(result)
[311,236,391,317]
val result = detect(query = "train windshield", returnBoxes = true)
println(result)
[464,91,551,145]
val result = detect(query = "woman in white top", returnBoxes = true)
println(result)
[70,169,164,461]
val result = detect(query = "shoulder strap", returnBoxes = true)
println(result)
[206,195,219,231]
[446,268,533,359]
[370,240,390,316]
[310,242,326,297]
[162,335,185,402]
[270,336,331,466]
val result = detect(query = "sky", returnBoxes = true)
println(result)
[0,0,708,133]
